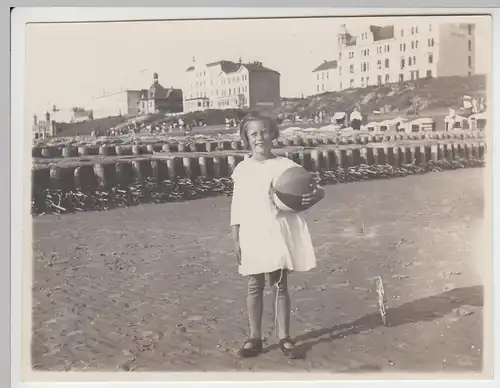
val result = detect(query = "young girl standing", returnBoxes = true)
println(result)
[230,111,325,358]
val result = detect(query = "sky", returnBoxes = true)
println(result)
[24,15,490,120]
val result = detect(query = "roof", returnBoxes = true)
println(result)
[186,66,195,71]
[188,60,280,75]
[313,60,338,72]
[370,25,395,41]
[242,62,280,75]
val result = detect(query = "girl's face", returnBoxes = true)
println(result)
[245,120,273,154]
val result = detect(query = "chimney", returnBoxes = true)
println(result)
[45,111,50,123]
[153,72,159,83]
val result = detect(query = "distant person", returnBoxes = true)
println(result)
[350,109,363,130]
[230,111,324,359]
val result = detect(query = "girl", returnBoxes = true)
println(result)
[230,110,325,359]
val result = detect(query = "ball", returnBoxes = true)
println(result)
[272,166,315,212]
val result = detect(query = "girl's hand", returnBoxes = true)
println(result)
[235,240,242,265]
[301,182,325,208]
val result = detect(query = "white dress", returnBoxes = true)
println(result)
[230,156,317,276]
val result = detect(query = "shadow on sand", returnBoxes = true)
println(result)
[268,285,483,360]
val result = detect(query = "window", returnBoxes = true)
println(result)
[340,81,342,89]
[317,85,320,92]
[468,71,472,76]
[322,72,325,80]
[411,72,415,81]
[401,28,404,37]
[367,76,370,85]
[349,51,354,59]
[426,70,433,78]
[317,73,319,80]
[469,56,472,67]
[350,79,354,88]
[468,24,473,35]
[411,41,414,49]
[350,64,354,73]
[327,72,329,80]
[429,24,432,32]
[339,66,342,75]
[385,58,390,68]
[339,52,342,61]
[385,74,390,83]
[428,53,433,64]
[408,57,412,66]
[413,56,416,64]
[411,27,414,34]
[361,77,365,87]
[404,43,406,51]
[401,58,405,69]
[322,84,325,92]
[416,40,419,49]
[415,26,419,33]
[377,60,382,69]
[468,40,472,51]
[399,73,404,82]
[378,75,382,84]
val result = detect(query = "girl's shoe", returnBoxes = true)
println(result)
[238,338,263,358]
[279,337,297,359]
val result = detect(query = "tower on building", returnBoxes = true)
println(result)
[337,24,352,47]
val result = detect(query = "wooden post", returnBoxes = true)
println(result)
[322,149,333,169]
[310,149,322,171]
[392,146,401,166]
[115,162,134,186]
[334,149,343,168]
[132,145,141,155]
[430,144,438,162]
[78,146,89,156]
[62,146,75,158]
[213,156,222,178]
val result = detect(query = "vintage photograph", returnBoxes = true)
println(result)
[26,13,491,376]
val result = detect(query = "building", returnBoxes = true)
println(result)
[312,21,476,94]
[138,73,183,115]
[32,112,56,139]
[70,107,94,123]
[91,90,142,119]
[182,59,281,113]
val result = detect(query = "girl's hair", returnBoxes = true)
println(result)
[239,110,279,149]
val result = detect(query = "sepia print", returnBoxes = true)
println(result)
[25,12,492,378]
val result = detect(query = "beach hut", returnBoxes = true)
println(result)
[469,112,487,130]
[377,120,389,133]
[408,117,435,132]
[366,121,377,132]
[333,112,348,127]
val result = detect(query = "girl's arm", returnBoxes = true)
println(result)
[232,225,241,265]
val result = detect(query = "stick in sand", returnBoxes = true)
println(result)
[376,274,388,326]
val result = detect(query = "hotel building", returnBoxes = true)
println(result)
[183,59,281,113]
[312,22,476,94]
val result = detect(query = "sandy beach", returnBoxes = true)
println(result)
[31,168,485,373]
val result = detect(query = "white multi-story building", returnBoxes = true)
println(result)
[183,59,281,113]
[312,21,476,94]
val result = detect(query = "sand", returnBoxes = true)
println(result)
[31,168,485,373]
